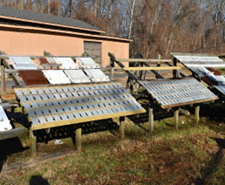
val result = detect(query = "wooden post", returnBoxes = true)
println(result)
[110,60,114,81]
[1,66,6,94]
[174,109,179,130]
[119,117,125,139]
[30,129,37,157]
[76,128,82,151]
[195,106,200,126]
[148,107,154,133]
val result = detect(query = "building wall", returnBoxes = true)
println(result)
[0,29,129,67]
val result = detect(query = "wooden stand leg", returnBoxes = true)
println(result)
[76,128,82,151]
[119,117,125,139]
[1,66,6,94]
[110,66,114,81]
[195,106,200,126]
[148,107,154,133]
[30,129,37,157]
[174,109,179,130]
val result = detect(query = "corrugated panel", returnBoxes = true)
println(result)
[84,69,109,82]
[213,85,225,95]
[14,82,145,130]
[75,57,100,68]
[140,78,218,109]
[19,70,49,85]
[0,106,12,131]
[53,57,78,69]
[64,70,91,83]
[43,70,71,84]
[9,56,38,69]
[173,55,225,68]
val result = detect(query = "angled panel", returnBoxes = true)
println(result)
[43,70,71,84]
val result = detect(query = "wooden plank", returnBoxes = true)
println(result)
[174,109,179,130]
[0,127,24,141]
[1,66,6,94]
[119,117,125,139]
[30,129,37,157]
[195,106,200,126]
[110,66,114,81]
[76,128,82,151]
[123,66,181,71]
[116,58,172,63]
[148,107,154,133]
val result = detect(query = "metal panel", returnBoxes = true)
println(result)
[84,41,101,65]
[84,69,109,82]
[43,70,71,84]
[0,106,12,131]
[75,57,100,68]
[53,57,78,69]
[9,56,38,69]
[140,78,218,109]
[19,70,49,85]
[15,82,146,130]
[64,70,91,83]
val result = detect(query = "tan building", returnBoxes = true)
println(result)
[0,6,131,67]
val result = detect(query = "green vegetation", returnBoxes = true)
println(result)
[0,113,225,185]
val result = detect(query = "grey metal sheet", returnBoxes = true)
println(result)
[9,56,38,69]
[75,57,100,68]
[84,69,109,82]
[64,70,91,83]
[14,82,145,129]
[140,78,218,108]
[54,57,78,69]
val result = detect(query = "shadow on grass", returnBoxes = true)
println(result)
[0,137,29,172]
[34,119,119,144]
[194,138,225,184]
[29,175,50,185]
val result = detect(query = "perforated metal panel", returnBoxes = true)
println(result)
[43,70,71,84]
[15,82,145,130]
[140,78,218,109]
[0,106,12,131]
[64,70,91,83]
[75,57,100,68]
[9,56,38,69]
[84,69,109,82]
[53,57,78,69]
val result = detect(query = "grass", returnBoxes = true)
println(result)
[0,111,225,185]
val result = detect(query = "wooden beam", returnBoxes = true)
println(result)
[1,66,6,94]
[116,58,172,63]
[148,107,154,133]
[0,127,24,141]
[76,128,82,151]
[30,129,37,157]
[174,109,179,130]
[123,66,181,71]
[143,62,164,78]
[119,117,125,139]
[195,106,200,126]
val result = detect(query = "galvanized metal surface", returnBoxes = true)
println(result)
[76,57,100,68]
[173,55,225,68]
[9,57,38,69]
[84,69,109,82]
[15,82,145,130]
[43,70,71,84]
[53,57,78,69]
[0,105,12,131]
[64,70,91,83]
[140,78,218,109]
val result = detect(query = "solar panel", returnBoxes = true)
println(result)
[140,78,218,109]
[64,69,91,83]
[43,70,71,84]
[0,106,12,131]
[54,57,78,69]
[84,69,109,82]
[9,56,38,69]
[75,57,100,68]
[14,82,146,130]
